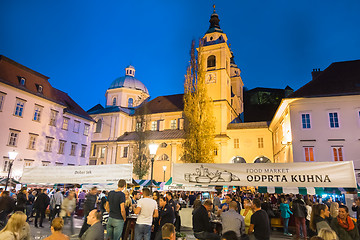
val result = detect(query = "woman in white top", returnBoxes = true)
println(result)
[0,211,30,240]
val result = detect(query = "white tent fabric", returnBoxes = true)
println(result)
[21,164,132,184]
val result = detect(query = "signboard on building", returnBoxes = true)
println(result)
[21,164,132,184]
[173,162,356,188]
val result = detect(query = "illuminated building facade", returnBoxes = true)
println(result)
[0,56,94,180]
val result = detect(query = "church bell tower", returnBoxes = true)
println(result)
[198,6,243,134]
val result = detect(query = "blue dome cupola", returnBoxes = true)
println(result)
[108,65,148,94]
[106,65,149,108]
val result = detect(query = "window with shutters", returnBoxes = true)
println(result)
[332,146,343,161]
[304,147,314,161]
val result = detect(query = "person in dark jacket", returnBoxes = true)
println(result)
[292,194,307,239]
[25,190,35,222]
[16,187,28,213]
[79,187,98,238]
[0,191,15,228]
[351,197,360,234]
[331,205,359,240]
[33,189,50,228]
[166,192,181,232]
[192,199,220,240]
[310,203,332,235]
[81,209,104,240]
[155,197,175,240]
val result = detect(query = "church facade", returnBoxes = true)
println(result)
[88,9,273,181]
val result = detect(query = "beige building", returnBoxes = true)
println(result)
[88,9,273,181]
[270,61,360,174]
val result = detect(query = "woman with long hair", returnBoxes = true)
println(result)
[44,217,69,240]
[0,211,30,240]
[152,191,160,206]
[121,190,133,240]
[330,205,359,240]
[124,190,133,215]
[151,191,160,240]
[305,198,316,237]
[240,198,253,234]
[310,204,333,235]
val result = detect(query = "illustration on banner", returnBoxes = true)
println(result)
[184,165,240,183]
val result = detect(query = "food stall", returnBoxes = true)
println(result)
[173,161,358,229]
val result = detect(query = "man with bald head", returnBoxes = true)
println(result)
[81,209,104,240]
[220,201,245,238]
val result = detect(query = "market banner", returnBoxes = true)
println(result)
[21,164,132,184]
[173,162,356,188]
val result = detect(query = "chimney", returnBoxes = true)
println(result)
[284,85,294,97]
[311,68,322,80]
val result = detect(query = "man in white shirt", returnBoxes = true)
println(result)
[134,188,158,240]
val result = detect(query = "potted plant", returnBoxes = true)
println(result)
[176,232,187,240]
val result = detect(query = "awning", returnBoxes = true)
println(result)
[258,186,357,195]
[134,180,161,189]
[81,183,117,191]
[165,177,173,185]
[81,178,140,190]
[0,177,21,186]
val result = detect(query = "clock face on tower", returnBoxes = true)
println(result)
[205,73,216,84]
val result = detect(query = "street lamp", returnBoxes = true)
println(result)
[163,165,167,182]
[6,150,18,191]
[148,143,158,190]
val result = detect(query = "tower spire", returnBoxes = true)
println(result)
[206,5,223,34]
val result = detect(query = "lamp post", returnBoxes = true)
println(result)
[6,151,18,191]
[162,165,167,182]
[148,143,158,191]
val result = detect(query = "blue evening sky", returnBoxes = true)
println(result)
[1,1,360,110]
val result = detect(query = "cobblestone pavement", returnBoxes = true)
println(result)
[30,216,296,240]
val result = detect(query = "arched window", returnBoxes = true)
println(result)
[95,119,102,133]
[207,55,216,68]
[158,154,169,161]
[128,98,133,108]
[112,97,117,106]
[232,156,246,163]
[254,156,271,163]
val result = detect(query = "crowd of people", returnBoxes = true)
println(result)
[197,192,360,240]
[0,181,182,240]
[0,183,360,240]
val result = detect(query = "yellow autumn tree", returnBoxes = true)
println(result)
[183,40,216,163]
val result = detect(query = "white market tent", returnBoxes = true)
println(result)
[20,164,133,187]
